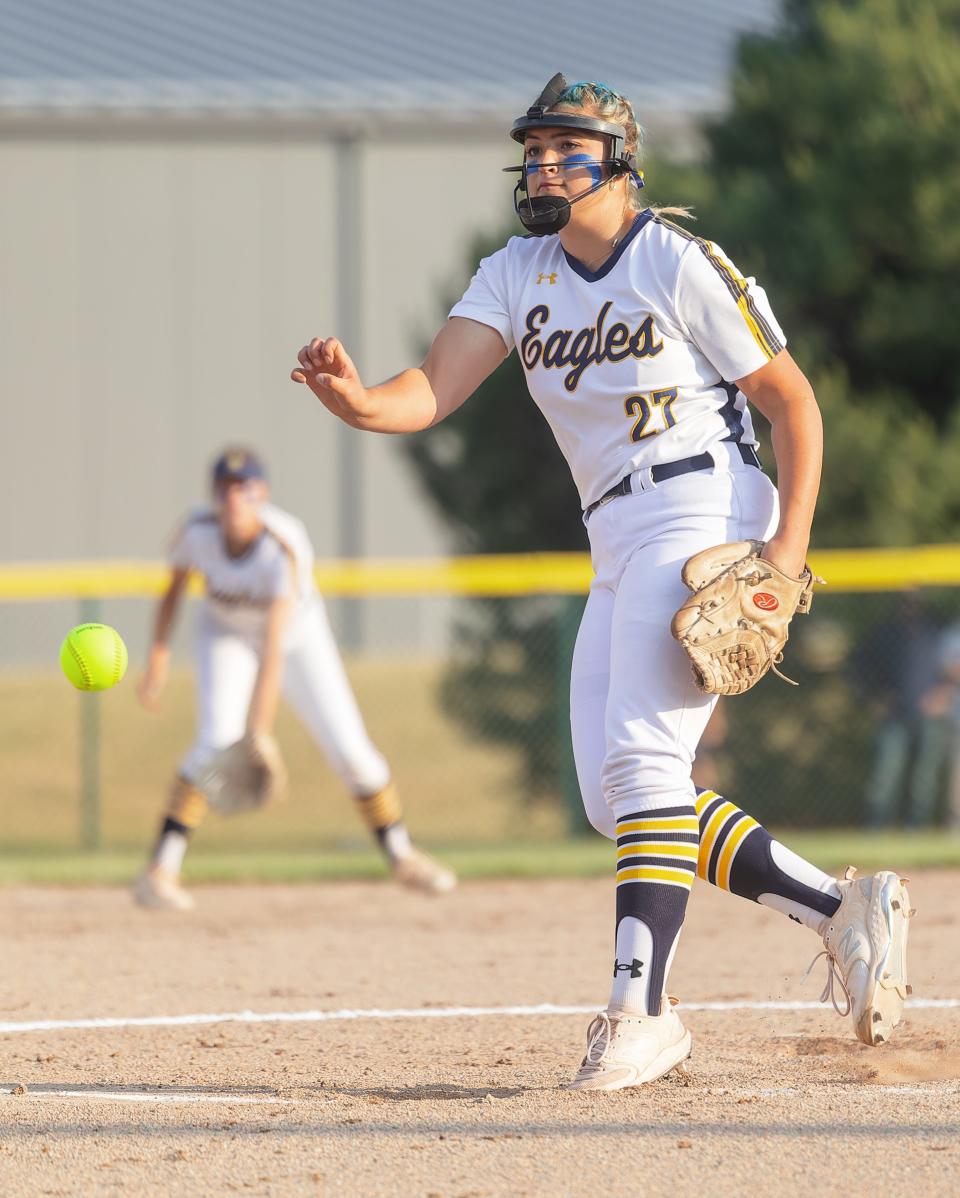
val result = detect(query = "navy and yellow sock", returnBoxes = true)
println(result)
[695,788,840,931]
[354,781,412,862]
[166,775,208,830]
[150,776,207,874]
[610,805,699,1015]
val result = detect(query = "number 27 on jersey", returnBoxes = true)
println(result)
[625,387,677,441]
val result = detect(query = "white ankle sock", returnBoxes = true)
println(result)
[154,830,188,875]
[382,823,412,862]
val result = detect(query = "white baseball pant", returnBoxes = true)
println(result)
[179,596,390,795]
[570,456,780,838]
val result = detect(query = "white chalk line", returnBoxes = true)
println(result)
[3,1082,958,1107]
[0,998,957,1037]
[1,1088,296,1105]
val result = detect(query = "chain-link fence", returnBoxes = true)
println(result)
[716,589,960,831]
[3,558,960,855]
[441,588,960,834]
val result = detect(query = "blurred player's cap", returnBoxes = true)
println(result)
[211,447,267,485]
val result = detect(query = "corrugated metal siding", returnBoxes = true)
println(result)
[0,0,781,116]
[0,135,511,558]
[0,0,785,656]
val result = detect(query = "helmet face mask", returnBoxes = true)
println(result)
[514,186,573,234]
[503,73,644,236]
[506,154,634,235]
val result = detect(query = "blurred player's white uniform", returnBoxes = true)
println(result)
[171,503,389,795]
[135,451,455,910]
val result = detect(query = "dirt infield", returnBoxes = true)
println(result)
[1,872,958,1197]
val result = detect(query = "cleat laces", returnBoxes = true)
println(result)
[803,949,852,1017]
[581,1012,615,1067]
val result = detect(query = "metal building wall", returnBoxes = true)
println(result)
[0,125,513,658]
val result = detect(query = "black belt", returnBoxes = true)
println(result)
[584,443,761,518]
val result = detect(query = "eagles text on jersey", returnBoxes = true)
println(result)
[450,210,785,509]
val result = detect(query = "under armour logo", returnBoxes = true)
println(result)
[613,958,644,979]
[536,272,558,285]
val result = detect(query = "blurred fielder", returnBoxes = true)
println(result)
[291,75,912,1089]
[134,447,456,910]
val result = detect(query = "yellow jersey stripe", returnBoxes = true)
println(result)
[716,817,760,891]
[694,790,718,816]
[744,290,782,357]
[736,294,777,359]
[651,218,781,360]
[703,242,782,359]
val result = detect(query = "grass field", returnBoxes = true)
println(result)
[3,662,960,884]
[0,660,559,855]
[1,833,958,886]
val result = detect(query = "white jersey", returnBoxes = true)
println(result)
[169,502,316,636]
[170,502,389,796]
[449,210,786,508]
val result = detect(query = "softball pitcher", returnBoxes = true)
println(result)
[134,448,456,910]
[290,76,912,1089]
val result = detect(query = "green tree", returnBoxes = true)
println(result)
[643,1,960,820]
[696,0,960,426]
[653,0,960,543]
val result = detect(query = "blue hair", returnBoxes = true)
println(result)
[557,81,623,106]
[548,80,646,195]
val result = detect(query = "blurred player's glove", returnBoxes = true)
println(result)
[670,540,821,696]
[197,732,288,815]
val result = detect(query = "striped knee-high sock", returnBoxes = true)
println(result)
[150,775,208,876]
[694,788,841,931]
[609,804,699,1015]
[354,781,413,862]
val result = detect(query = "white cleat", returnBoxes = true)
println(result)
[811,867,913,1046]
[566,1001,692,1091]
[133,865,195,912]
[391,847,457,895]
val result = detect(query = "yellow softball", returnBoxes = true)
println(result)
[60,623,128,691]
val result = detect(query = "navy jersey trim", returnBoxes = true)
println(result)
[562,209,654,282]
[717,380,745,443]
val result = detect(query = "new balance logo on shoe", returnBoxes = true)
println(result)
[613,958,644,979]
[836,926,862,966]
